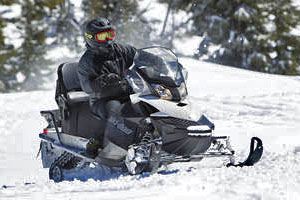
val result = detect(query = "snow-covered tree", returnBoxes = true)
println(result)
[159,0,300,75]
[261,0,300,75]
[193,0,300,75]
[0,0,68,92]
[0,0,18,92]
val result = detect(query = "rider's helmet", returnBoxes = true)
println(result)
[83,17,115,55]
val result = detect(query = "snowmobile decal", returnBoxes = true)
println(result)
[107,116,134,135]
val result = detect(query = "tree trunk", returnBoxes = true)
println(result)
[160,0,173,36]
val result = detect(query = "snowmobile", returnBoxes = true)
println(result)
[38,46,263,182]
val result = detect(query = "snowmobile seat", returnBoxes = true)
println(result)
[56,62,89,104]
[55,62,105,142]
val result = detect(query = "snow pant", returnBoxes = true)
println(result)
[90,99,140,150]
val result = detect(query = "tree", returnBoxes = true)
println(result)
[47,0,82,51]
[0,0,18,92]
[159,0,300,75]
[158,0,193,49]
[0,0,67,92]
[262,0,300,75]
[1,0,156,92]
[195,0,300,74]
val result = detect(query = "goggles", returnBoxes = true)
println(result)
[95,30,115,42]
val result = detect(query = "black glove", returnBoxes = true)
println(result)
[104,73,120,85]
[120,79,133,94]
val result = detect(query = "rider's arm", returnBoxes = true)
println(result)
[119,44,137,69]
[77,53,104,94]
[78,53,131,99]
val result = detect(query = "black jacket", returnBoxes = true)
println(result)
[77,43,136,102]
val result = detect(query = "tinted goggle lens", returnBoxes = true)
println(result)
[95,30,115,42]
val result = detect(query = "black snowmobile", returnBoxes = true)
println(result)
[38,46,263,182]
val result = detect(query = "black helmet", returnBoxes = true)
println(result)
[83,17,115,55]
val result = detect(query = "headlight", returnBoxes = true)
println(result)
[178,82,188,100]
[151,84,173,100]
[152,82,188,101]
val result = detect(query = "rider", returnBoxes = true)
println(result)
[77,17,138,154]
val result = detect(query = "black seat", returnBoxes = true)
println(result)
[56,62,89,104]
[55,62,105,141]
[61,62,81,90]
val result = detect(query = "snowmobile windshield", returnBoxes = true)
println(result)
[134,47,184,87]
[126,47,188,101]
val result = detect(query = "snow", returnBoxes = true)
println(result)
[1,55,300,199]
[1,4,23,49]
[139,0,199,56]
[0,4,21,19]
[138,0,167,39]
[235,7,251,19]
[3,23,24,49]
[45,46,81,61]
[173,36,203,56]
[70,0,84,22]
[1,1,300,199]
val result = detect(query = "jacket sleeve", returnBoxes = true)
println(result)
[77,56,103,94]
[97,80,130,100]
[77,54,130,99]
[121,44,137,68]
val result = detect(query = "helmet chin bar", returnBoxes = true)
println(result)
[86,39,114,56]
[99,42,114,54]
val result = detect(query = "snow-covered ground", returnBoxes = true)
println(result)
[0,57,300,199]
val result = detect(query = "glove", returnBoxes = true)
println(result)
[104,73,120,85]
[120,79,133,94]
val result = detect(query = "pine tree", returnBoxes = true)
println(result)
[262,0,300,75]
[12,0,64,91]
[0,0,18,92]
[187,0,268,71]
[195,0,300,74]
[0,0,66,92]
[158,0,300,75]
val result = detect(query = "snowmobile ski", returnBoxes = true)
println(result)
[226,137,263,167]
